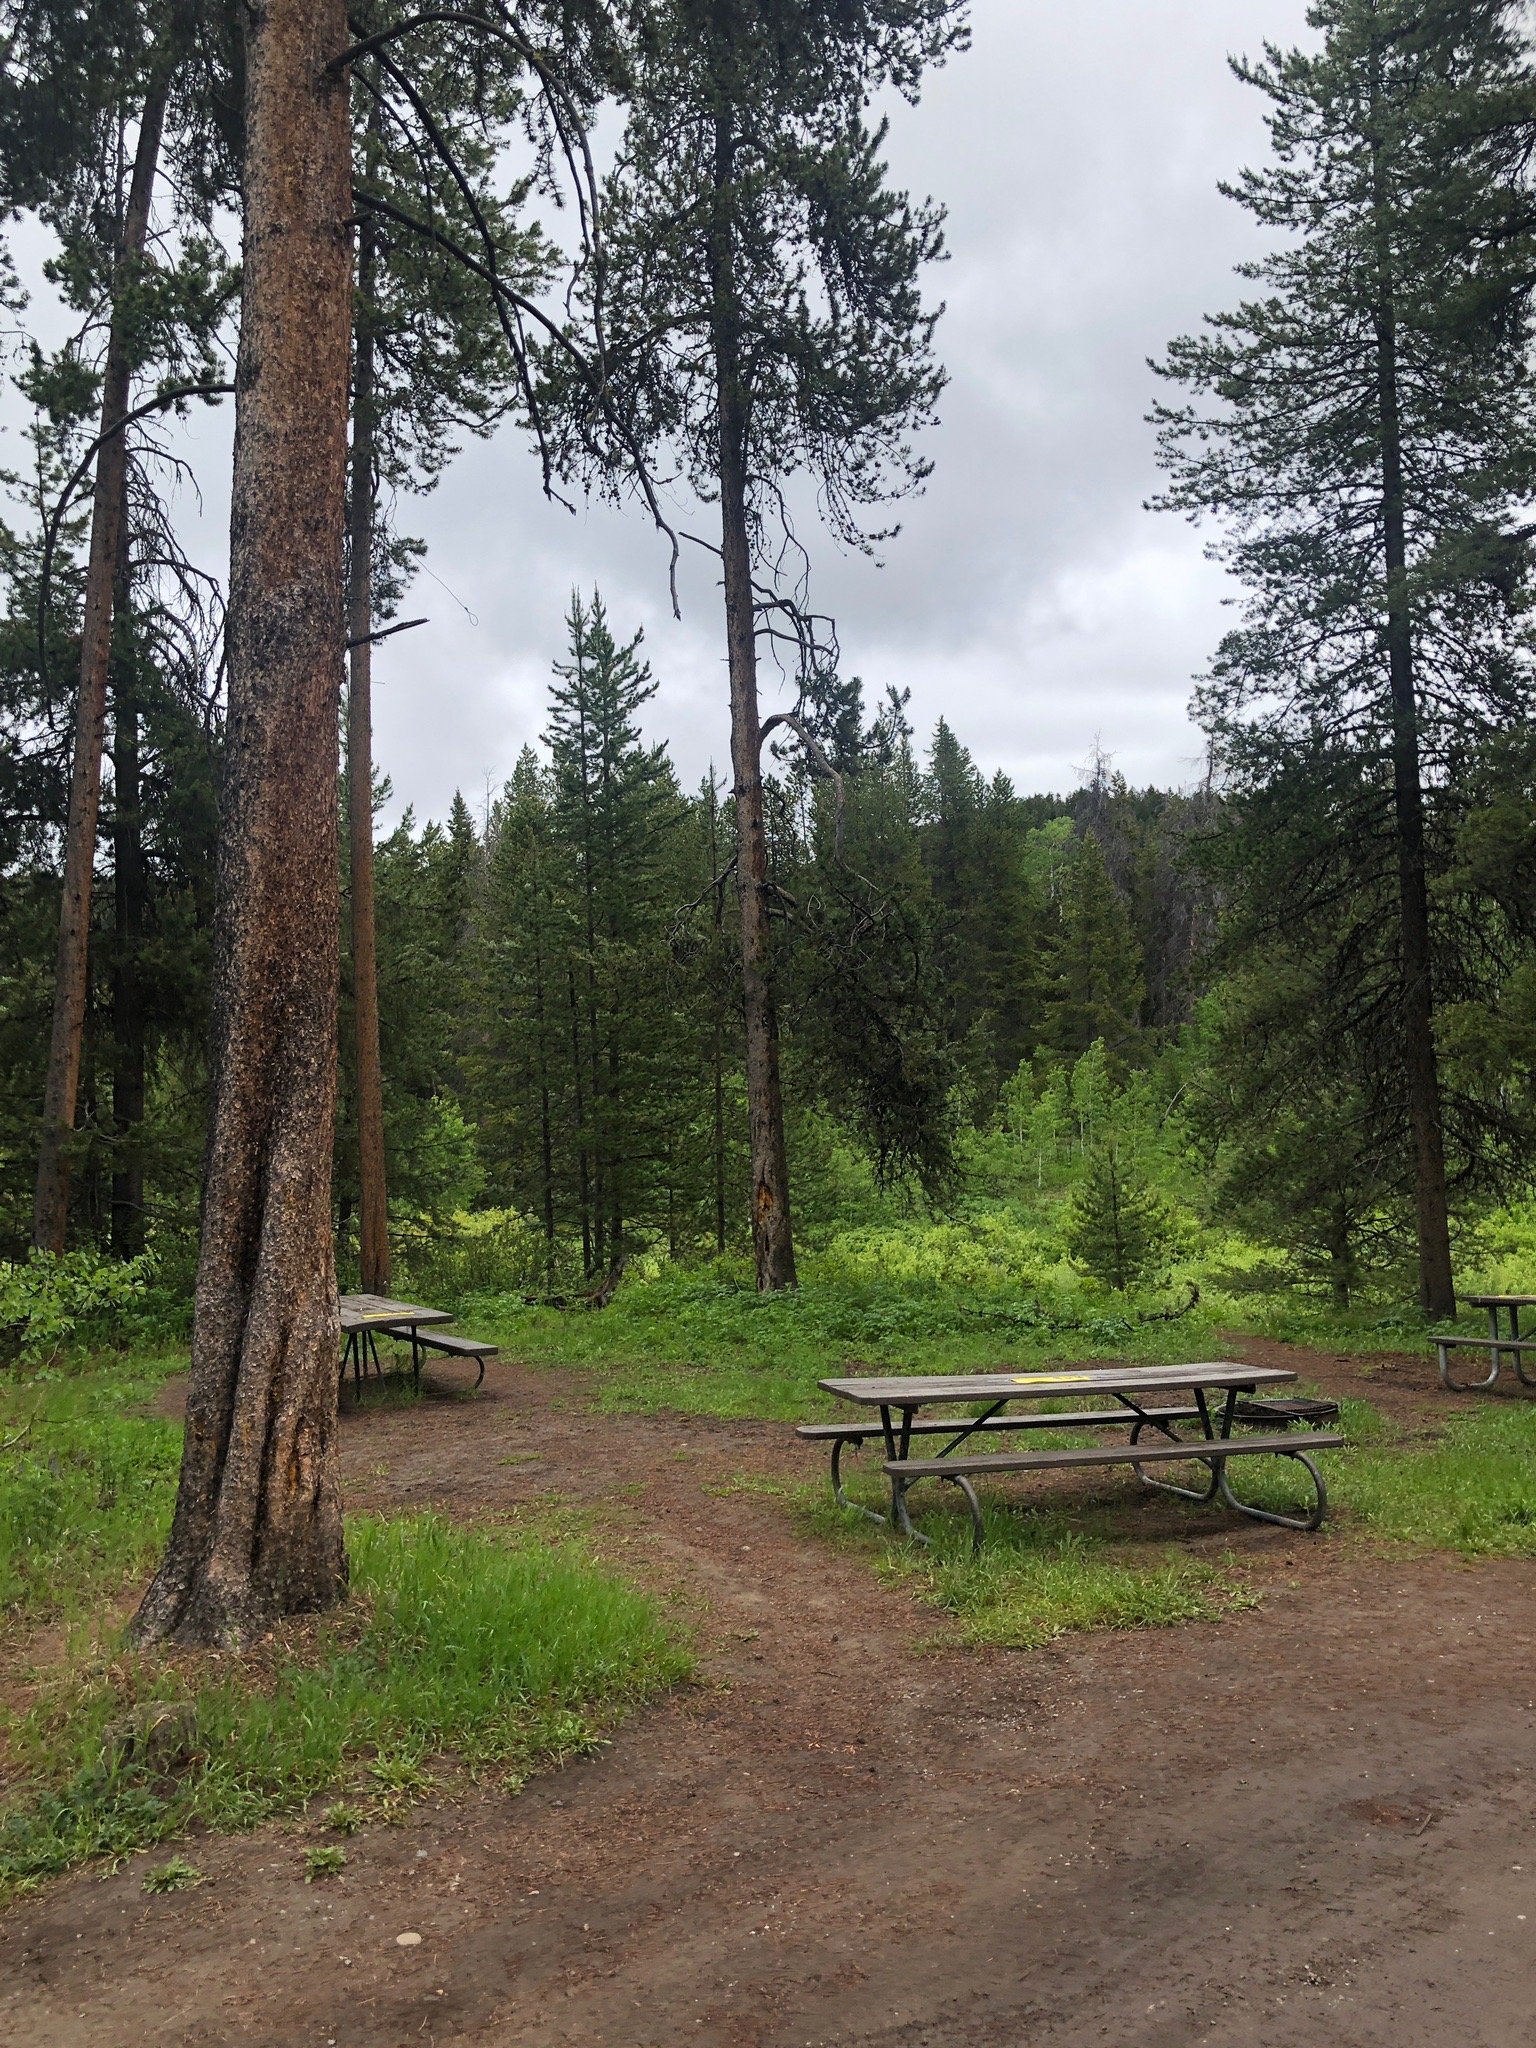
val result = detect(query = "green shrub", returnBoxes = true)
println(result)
[0,1251,156,1364]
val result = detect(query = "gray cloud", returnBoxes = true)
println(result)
[373,0,1312,824]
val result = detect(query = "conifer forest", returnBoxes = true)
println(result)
[3,5,1536,2044]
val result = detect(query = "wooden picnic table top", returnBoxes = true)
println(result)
[339,1293,454,1332]
[818,1362,1297,1408]
[1463,1294,1536,1308]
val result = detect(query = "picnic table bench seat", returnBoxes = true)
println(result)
[888,1429,1345,1549]
[377,1324,498,1391]
[1431,1332,1536,1391]
[798,1406,1204,1508]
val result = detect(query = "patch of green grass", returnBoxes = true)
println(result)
[322,1800,364,1835]
[304,1844,347,1881]
[803,1479,1246,1650]
[0,1353,183,1625]
[0,1510,690,1899]
[1339,1404,1536,1554]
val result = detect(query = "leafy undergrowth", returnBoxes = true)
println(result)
[452,1260,1252,1423]
[0,1512,689,1899]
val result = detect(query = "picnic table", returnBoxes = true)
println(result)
[338,1294,497,1394]
[802,1363,1343,1551]
[1433,1293,1536,1391]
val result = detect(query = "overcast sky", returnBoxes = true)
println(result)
[10,0,1317,828]
[350,0,1315,827]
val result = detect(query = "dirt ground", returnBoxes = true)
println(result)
[4,1340,1535,2048]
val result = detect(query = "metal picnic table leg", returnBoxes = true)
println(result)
[830,1430,887,1524]
[884,1405,930,1543]
[1218,1447,1330,1531]
[1131,1383,1221,1504]
[1507,1305,1536,1389]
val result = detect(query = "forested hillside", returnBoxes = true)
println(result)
[6,562,1533,1321]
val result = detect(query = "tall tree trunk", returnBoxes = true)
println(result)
[710,117,795,1291]
[567,958,593,1276]
[346,166,390,1294]
[707,770,728,1255]
[133,0,353,1648]
[110,542,146,1258]
[533,917,556,1273]
[1371,117,1456,1320]
[33,69,170,1252]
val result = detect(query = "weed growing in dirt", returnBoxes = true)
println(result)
[304,1845,347,1881]
[141,1855,203,1893]
[0,1512,690,1898]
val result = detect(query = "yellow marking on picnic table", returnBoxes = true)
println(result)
[1010,1371,1106,1387]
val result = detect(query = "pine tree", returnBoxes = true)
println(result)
[1191,963,1406,1306]
[469,750,574,1271]
[5,5,235,1251]
[543,0,966,1288]
[1152,0,1536,1315]
[1063,1140,1181,1293]
[132,0,354,1649]
[545,593,687,1273]
[1046,831,1145,1060]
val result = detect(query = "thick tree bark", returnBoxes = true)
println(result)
[33,70,169,1253]
[711,120,796,1291]
[347,190,391,1294]
[1372,130,1456,1321]
[110,544,146,1258]
[133,0,353,1648]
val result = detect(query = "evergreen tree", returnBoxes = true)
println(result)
[544,0,966,1289]
[1153,0,1536,1314]
[2,2,236,1250]
[545,592,687,1273]
[1192,963,1407,1305]
[1063,1139,1182,1293]
[1046,830,1145,1060]
[919,724,1043,1095]
[464,752,569,1267]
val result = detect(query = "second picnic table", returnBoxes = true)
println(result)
[804,1362,1343,1550]
[339,1294,454,1392]
[1433,1294,1536,1391]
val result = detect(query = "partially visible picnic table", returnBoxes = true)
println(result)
[339,1293,454,1393]
[803,1362,1343,1550]
[1434,1293,1536,1391]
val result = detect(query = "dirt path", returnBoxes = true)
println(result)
[5,1346,1535,2047]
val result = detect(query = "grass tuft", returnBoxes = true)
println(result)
[304,1844,347,1881]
